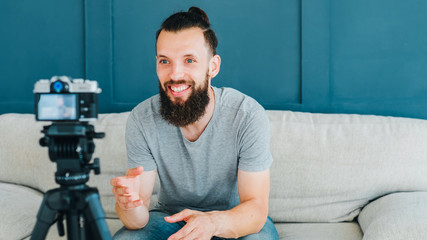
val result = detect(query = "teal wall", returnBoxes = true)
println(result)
[1,1,427,119]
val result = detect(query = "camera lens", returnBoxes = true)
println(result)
[53,81,64,93]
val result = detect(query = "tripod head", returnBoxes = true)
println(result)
[39,122,105,186]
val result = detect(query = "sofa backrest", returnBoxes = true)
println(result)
[267,110,427,223]
[0,113,57,191]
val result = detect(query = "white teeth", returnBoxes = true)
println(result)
[171,85,189,93]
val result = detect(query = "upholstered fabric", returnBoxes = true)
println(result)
[358,192,427,239]
[268,110,427,222]
[0,113,56,191]
[0,182,43,240]
[275,222,363,240]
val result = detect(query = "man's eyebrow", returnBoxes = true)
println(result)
[183,54,198,58]
[157,53,199,59]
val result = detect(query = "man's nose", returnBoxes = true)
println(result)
[170,63,185,80]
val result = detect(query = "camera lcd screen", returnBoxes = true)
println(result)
[37,94,77,120]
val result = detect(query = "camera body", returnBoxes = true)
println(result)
[34,76,101,122]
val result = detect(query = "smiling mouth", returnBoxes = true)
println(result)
[170,85,190,92]
[168,84,191,96]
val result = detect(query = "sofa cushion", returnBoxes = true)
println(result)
[0,113,57,191]
[0,182,43,240]
[358,192,427,239]
[275,222,362,240]
[267,111,427,222]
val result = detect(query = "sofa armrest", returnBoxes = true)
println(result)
[358,192,427,239]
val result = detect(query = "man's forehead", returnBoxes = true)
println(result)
[156,28,209,57]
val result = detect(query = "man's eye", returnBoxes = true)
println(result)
[159,60,168,64]
[186,59,194,63]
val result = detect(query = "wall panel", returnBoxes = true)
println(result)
[0,0,85,113]
[301,0,427,118]
[2,0,427,120]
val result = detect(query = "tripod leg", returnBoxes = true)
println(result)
[31,194,57,240]
[66,210,81,240]
[83,191,112,240]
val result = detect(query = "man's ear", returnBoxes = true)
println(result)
[208,54,221,79]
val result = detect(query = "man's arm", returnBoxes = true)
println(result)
[166,169,270,239]
[213,169,270,237]
[111,167,157,229]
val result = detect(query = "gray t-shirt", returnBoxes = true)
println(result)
[126,87,273,214]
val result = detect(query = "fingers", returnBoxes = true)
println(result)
[113,187,143,210]
[116,193,141,205]
[110,169,143,186]
[110,166,143,187]
[112,185,129,195]
[117,198,143,210]
[166,210,217,240]
[126,166,144,177]
[110,166,144,210]
[168,224,196,240]
[165,209,193,223]
[112,185,139,201]
[125,199,143,209]
[167,210,208,240]
[110,176,127,187]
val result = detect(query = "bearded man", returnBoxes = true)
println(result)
[111,7,279,240]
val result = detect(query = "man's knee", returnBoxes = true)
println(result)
[113,210,184,240]
[113,226,163,240]
[241,231,278,240]
[113,227,138,240]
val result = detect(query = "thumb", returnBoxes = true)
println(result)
[165,209,193,223]
[126,166,144,177]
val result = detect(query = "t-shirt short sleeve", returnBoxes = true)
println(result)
[125,111,157,171]
[237,107,273,172]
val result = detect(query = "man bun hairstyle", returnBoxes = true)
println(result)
[156,6,218,56]
[188,6,210,25]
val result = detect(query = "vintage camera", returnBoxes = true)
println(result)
[34,76,101,121]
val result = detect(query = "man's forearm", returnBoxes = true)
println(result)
[209,199,268,239]
[116,203,150,230]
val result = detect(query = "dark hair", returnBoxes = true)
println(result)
[156,7,218,56]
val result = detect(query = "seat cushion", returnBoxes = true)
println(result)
[275,222,363,240]
[0,182,43,240]
[358,192,427,239]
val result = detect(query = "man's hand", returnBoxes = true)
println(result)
[110,166,144,210]
[165,209,217,240]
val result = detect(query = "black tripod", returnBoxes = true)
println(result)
[31,123,112,240]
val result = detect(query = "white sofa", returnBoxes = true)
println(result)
[1,110,427,239]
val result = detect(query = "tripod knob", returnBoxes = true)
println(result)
[39,137,48,147]
[94,132,105,139]
[91,158,101,175]
[87,131,105,139]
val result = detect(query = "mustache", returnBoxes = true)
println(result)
[163,79,195,89]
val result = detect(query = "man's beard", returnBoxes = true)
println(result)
[159,76,210,127]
